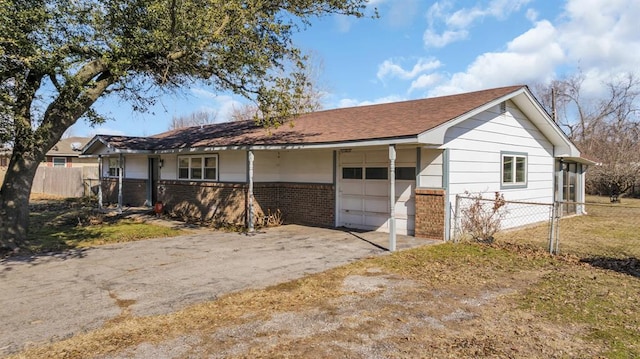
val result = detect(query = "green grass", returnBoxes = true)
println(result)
[26,199,185,254]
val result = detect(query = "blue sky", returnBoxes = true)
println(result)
[67,0,640,138]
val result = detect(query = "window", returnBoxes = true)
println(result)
[178,155,218,181]
[501,152,527,187]
[108,157,122,177]
[52,157,67,167]
[395,167,416,180]
[342,167,362,179]
[365,167,388,180]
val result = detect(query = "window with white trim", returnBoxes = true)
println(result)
[501,152,527,187]
[52,157,67,167]
[178,155,218,181]
[108,157,123,177]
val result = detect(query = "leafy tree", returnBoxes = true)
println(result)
[533,73,640,198]
[0,0,370,253]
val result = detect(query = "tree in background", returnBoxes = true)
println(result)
[230,52,327,123]
[168,109,218,130]
[0,0,371,252]
[533,73,640,197]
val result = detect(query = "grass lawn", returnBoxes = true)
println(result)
[11,196,640,358]
[24,196,186,254]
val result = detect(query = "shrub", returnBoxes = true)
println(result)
[460,191,507,243]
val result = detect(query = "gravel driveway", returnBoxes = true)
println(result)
[0,225,435,355]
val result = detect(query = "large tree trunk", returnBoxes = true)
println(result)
[0,150,41,253]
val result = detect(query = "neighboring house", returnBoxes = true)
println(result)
[82,85,592,240]
[44,136,96,167]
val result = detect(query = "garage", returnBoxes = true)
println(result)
[337,148,416,235]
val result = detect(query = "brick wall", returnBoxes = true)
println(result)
[156,181,335,228]
[265,183,335,227]
[102,178,148,206]
[158,181,247,225]
[415,188,445,240]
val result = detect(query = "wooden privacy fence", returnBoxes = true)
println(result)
[31,166,99,198]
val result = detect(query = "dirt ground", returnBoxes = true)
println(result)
[103,264,594,359]
[0,223,434,356]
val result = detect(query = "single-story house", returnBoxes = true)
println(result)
[44,136,95,167]
[82,85,592,241]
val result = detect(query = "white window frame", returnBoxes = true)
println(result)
[178,154,218,181]
[107,157,123,177]
[501,152,527,188]
[52,157,67,167]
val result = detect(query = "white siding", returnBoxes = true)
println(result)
[159,155,177,180]
[159,149,333,183]
[253,151,280,182]
[279,150,333,183]
[124,156,148,179]
[101,155,147,179]
[445,101,555,205]
[219,151,246,182]
[419,149,443,188]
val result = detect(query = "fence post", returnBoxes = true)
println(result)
[554,202,562,254]
[548,202,556,254]
[453,194,461,243]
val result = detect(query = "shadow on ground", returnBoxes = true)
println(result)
[580,256,640,278]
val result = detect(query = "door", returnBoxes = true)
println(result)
[338,149,416,235]
[563,162,577,215]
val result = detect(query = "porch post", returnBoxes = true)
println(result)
[247,150,255,233]
[389,144,397,252]
[97,155,103,209]
[117,153,123,213]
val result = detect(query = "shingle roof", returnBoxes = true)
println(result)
[47,137,92,156]
[95,85,525,151]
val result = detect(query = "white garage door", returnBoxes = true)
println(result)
[338,149,416,235]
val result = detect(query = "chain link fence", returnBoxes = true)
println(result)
[453,195,640,260]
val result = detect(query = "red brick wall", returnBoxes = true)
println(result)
[101,178,148,206]
[156,181,335,228]
[415,188,446,240]
[158,181,247,225]
[270,183,335,227]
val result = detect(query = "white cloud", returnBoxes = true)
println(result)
[423,0,640,97]
[337,94,406,108]
[377,57,442,80]
[424,0,531,48]
[428,20,564,96]
[558,0,640,73]
[423,29,468,48]
[409,73,442,93]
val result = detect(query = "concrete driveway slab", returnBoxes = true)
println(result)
[0,225,437,355]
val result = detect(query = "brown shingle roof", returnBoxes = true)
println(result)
[98,85,525,151]
[47,137,92,156]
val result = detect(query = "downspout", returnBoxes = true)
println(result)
[247,150,255,233]
[389,144,396,252]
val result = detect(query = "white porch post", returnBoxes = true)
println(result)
[389,144,397,252]
[97,155,103,209]
[117,153,123,213]
[247,150,255,233]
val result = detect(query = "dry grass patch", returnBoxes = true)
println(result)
[10,198,640,358]
[21,197,186,255]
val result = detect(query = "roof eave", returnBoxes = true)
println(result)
[417,87,528,145]
[155,136,419,153]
